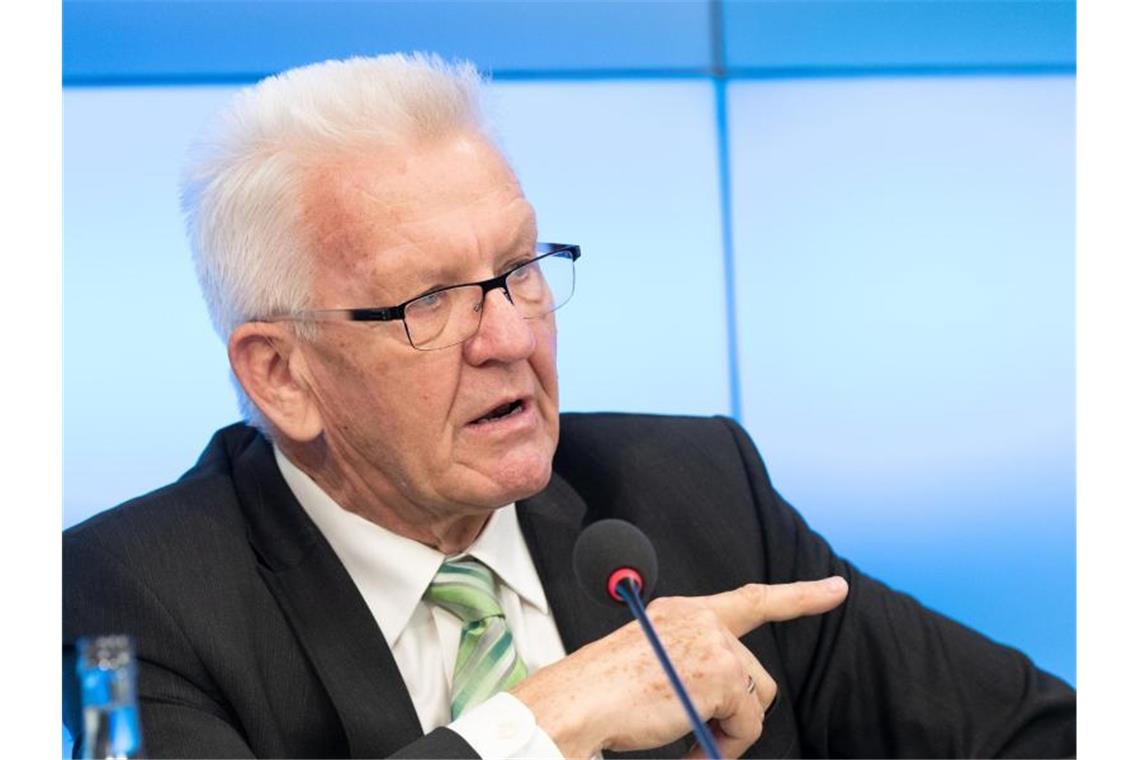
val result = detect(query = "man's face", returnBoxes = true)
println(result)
[294,133,559,516]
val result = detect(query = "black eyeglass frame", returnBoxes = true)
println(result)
[263,242,581,349]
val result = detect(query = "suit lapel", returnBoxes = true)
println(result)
[232,435,423,758]
[517,472,632,653]
[518,472,689,759]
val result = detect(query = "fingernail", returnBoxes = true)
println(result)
[825,576,847,593]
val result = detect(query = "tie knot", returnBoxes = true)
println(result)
[425,559,504,624]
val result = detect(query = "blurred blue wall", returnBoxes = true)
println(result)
[63,0,1075,693]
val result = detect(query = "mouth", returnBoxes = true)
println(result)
[468,398,527,427]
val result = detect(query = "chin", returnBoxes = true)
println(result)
[472,447,555,507]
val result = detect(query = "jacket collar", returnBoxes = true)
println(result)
[226,428,424,758]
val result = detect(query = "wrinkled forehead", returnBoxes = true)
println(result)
[297,133,536,300]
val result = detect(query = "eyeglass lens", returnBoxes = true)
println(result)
[404,252,576,349]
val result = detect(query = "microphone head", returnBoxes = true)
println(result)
[573,519,659,605]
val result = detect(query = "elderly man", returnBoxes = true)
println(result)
[63,54,1075,758]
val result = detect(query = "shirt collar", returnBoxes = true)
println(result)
[464,500,550,616]
[273,446,550,648]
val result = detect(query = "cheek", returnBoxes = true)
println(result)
[310,339,461,439]
[532,322,560,401]
[387,352,466,435]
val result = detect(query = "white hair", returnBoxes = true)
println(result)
[179,53,490,425]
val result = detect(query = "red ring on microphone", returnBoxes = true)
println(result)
[607,567,644,602]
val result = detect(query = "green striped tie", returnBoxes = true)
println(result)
[425,559,529,719]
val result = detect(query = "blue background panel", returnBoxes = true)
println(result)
[63,1,1077,85]
[723,0,1076,72]
[729,75,1075,682]
[64,0,712,84]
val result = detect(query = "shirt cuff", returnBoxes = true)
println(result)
[448,692,564,758]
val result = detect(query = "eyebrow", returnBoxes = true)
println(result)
[412,251,534,302]
[393,214,540,302]
[400,257,513,303]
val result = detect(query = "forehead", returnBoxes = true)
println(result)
[299,134,535,300]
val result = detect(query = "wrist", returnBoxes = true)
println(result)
[510,668,605,758]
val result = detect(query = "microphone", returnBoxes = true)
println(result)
[572,518,658,603]
[572,520,722,760]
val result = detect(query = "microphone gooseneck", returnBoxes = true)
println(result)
[572,519,722,760]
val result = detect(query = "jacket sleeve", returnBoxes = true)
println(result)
[64,531,257,758]
[719,416,1076,758]
[63,531,479,760]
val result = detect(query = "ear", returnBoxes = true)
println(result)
[228,322,324,442]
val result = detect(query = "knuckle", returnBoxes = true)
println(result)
[711,644,740,676]
[746,582,770,608]
[645,596,668,618]
[646,595,677,618]
[694,606,719,628]
[765,685,781,718]
[647,596,684,626]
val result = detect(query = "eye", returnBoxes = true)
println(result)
[409,289,448,313]
[507,260,537,282]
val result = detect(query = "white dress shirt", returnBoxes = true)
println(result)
[274,447,567,758]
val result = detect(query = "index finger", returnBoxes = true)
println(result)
[704,576,849,638]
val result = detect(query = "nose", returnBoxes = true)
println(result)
[462,286,536,365]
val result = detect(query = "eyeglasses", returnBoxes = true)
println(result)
[264,243,581,350]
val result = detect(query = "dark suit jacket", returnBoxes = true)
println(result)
[63,414,1075,758]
